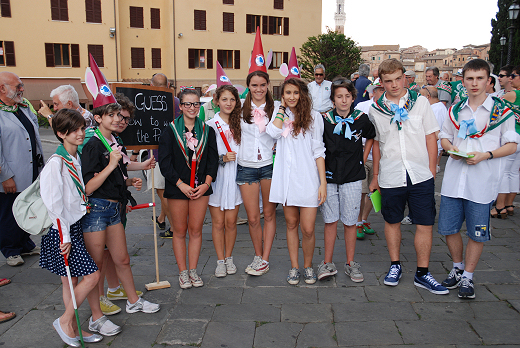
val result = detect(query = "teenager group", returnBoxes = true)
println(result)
[35,35,518,346]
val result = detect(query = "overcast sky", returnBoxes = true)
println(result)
[321,0,498,51]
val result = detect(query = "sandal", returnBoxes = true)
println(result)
[495,207,508,219]
[505,205,515,216]
[490,207,498,218]
[0,311,16,323]
[0,278,11,287]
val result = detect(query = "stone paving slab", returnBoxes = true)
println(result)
[242,287,317,304]
[336,320,403,346]
[281,303,333,323]
[254,322,303,348]
[212,303,281,322]
[333,302,418,322]
[295,322,337,348]
[395,320,481,345]
[470,319,520,345]
[200,321,255,348]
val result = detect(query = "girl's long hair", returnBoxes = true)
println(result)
[242,71,274,124]
[216,85,243,145]
[282,78,312,136]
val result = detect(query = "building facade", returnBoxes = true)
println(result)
[0,0,321,105]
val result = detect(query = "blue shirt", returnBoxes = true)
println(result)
[354,76,371,107]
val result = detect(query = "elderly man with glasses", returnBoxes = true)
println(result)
[308,64,333,114]
[0,71,43,266]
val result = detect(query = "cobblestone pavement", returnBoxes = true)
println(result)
[0,127,519,347]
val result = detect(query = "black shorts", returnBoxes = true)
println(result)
[380,174,436,226]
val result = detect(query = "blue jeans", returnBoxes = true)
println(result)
[236,164,273,185]
[81,198,122,233]
[438,196,492,242]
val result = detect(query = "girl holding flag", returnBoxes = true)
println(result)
[206,85,243,277]
[159,88,218,289]
[40,109,107,346]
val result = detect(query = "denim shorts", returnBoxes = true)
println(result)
[81,198,122,233]
[380,174,436,226]
[438,196,492,242]
[236,164,273,185]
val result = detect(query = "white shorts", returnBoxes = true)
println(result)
[320,181,362,226]
[146,164,166,190]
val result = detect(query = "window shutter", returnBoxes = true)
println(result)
[223,0,234,4]
[234,50,240,69]
[93,0,101,23]
[71,44,80,67]
[268,16,275,35]
[151,8,160,29]
[1,0,11,17]
[152,48,161,68]
[85,0,93,22]
[51,0,59,20]
[130,6,143,28]
[88,44,103,67]
[283,17,289,36]
[131,47,144,68]
[45,43,55,67]
[59,0,68,21]
[4,41,15,66]
[274,0,284,10]
[217,50,223,66]
[207,49,213,69]
[194,10,206,30]
[262,16,268,34]
[188,49,195,69]
[223,12,234,32]
[246,14,252,33]
[283,51,288,64]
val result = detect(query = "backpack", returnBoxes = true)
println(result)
[12,155,60,236]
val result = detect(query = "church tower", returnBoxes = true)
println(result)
[334,0,346,34]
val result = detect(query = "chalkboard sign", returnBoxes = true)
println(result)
[112,84,174,150]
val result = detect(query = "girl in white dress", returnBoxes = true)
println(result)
[266,78,327,285]
[236,71,280,276]
[206,85,243,277]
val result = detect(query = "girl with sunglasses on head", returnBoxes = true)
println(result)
[267,78,327,285]
[159,89,218,289]
[206,85,243,277]
[236,70,280,276]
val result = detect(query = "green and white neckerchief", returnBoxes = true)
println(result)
[169,115,209,171]
[322,109,363,125]
[437,81,453,95]
[0,98,29,113]
[449,97,514,138]
[374,90,418,130]
[502,98,520,126]
[55,144,89,209]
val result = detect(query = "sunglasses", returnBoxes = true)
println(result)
[314,73,324,76]
[511,74,519,79]
[180,102,201,108]
[498,74,510,78]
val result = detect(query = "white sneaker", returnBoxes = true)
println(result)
[401,216,412,225]
[225,257,237,274]
[126,297,160,314]
[215,261,227,278]
[245,255,262,274]
[179,270,192,289]
[189,269,204,287]
[88,316,122,336]
[6,255,24,266]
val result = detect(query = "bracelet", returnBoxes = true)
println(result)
[132,151,139,155]
[275,116,284,122]
[176,181,183,187]
[205,183,210,189]
[279,105,286,110]
[276,112,285,117]
[487,151,494,160]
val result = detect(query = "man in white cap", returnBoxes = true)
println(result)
[404,70,419,93]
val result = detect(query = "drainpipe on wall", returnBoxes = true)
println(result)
[114,0,119,82]
[172,0,177,91]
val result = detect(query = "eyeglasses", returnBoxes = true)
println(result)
[180,102,201,108]
[498,74,510,78]
[332,79,351,85]
[6,83,24,90]
[314,73,324,77]
[511,74,519,79]
[120,116,131,124]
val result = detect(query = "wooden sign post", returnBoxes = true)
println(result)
[112,84,173,291]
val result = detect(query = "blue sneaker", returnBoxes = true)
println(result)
[441,268,463,289]
[458,277,475,299]
[414,272,449,295]
[384,264,402,286]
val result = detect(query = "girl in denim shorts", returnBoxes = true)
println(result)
[236,71,281,276]
[267,78,327,285]
[81,101,160,322]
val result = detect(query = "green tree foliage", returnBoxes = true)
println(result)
[299,29,362,81]
[490,0,520,72]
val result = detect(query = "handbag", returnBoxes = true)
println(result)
[12,155,60,235]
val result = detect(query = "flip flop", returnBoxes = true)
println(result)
[0,311,16,323]
[0,278,11,287]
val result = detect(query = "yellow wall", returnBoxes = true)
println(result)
[0,0,118,80]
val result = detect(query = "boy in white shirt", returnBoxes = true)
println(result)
[438,59,518,299]
[369,59,448,295]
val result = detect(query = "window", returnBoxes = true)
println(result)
[217,50,240,69]
[88,44,104,67]
[151,8,160,29]
[51,0,68,21]
[0,41,15,66]
[246,14,261,33]
[129,6,143,28]
[45,43,80,67]
[223,0,234,4]
[0,0,11,17]
[272,86,281,100]
[194,10,206,30]
[263,16,288,35]
[274,0,283,9]
[85,0,101,23]
[223,12,234,32]
[152,48,161,69]
[268,51,287,69]
[188,48,213,69]
[131,47,145,68]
